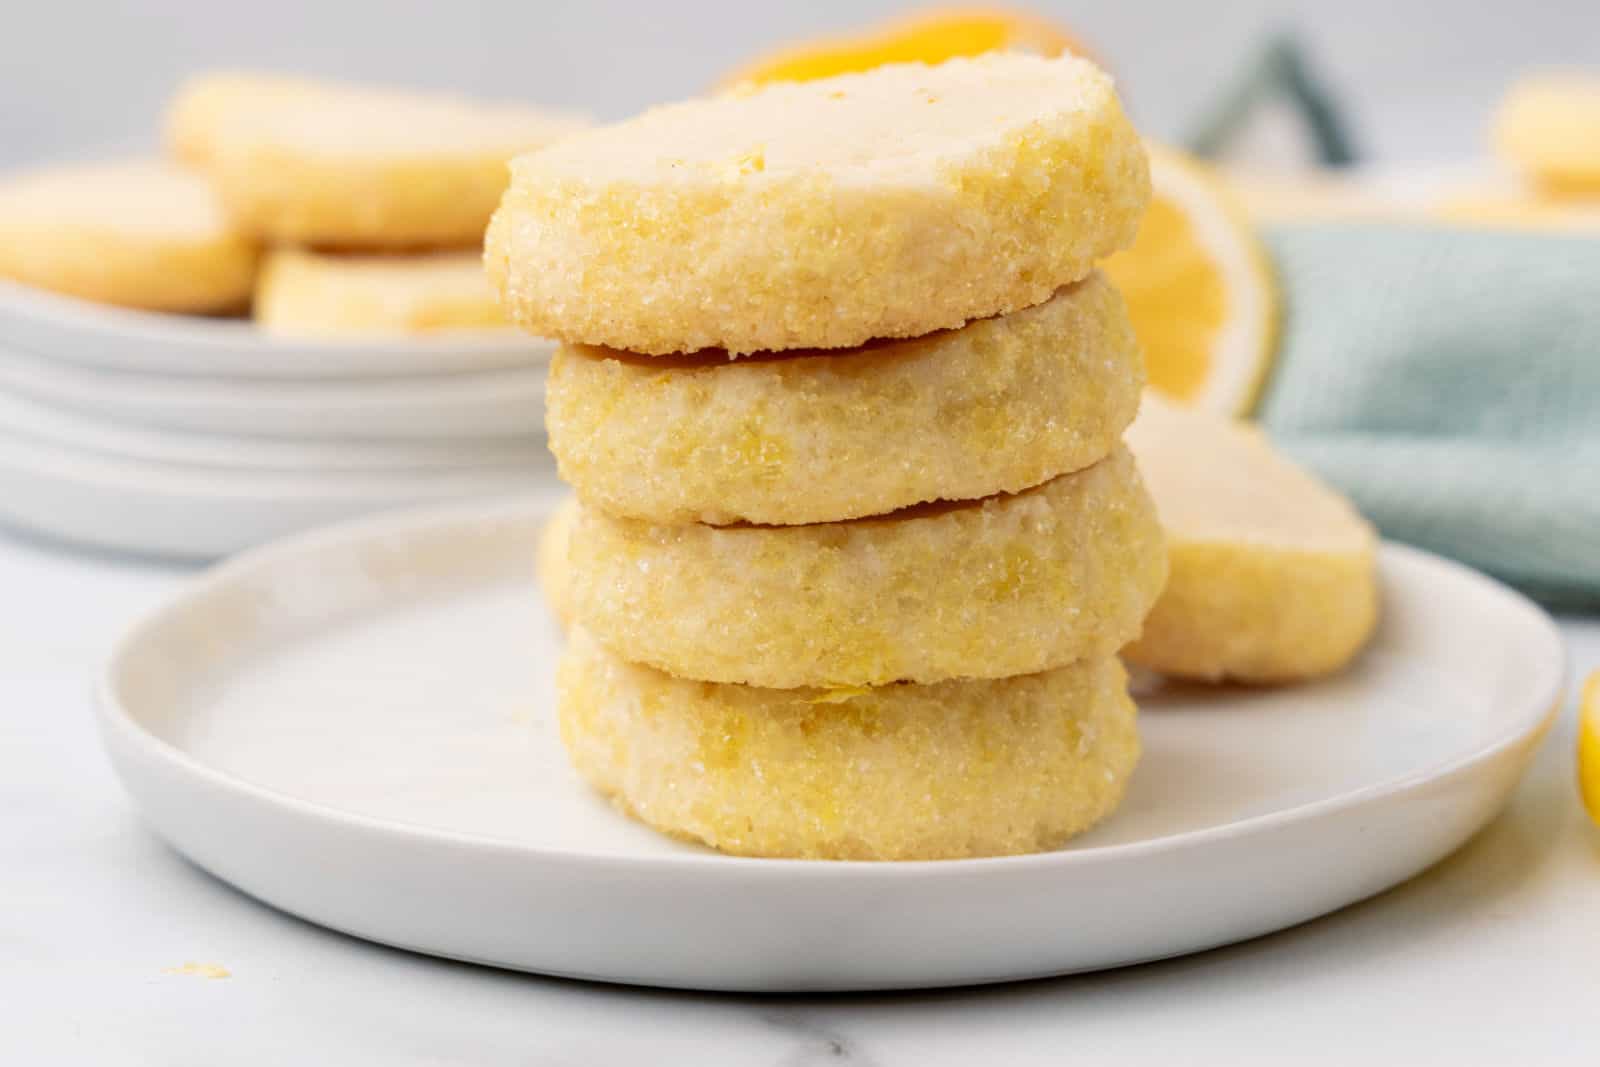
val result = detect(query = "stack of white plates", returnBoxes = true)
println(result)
[0,280,557,559]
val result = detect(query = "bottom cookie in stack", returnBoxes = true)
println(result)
[557,627,1139,861]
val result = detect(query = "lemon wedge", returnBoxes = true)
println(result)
[1102,145,1280,415]
[1581,669,1600,826]
[719,7,1088,88]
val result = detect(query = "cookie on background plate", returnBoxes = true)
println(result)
[172,72,587,249]
[559,626,1139,861]
[1123,392,1379,684]
[0,160,257,314]
[488,53,1147,354]
[166,71,323,167]
[254,248,507,337]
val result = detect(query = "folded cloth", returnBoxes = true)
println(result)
[1257,223,1600,607]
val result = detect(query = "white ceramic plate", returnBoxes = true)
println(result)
[0,390,548,474]
[98,497,1564,991]
[0,344,545,440]
[0,438,557,559]
[0,279,552,379]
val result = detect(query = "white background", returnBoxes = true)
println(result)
[3,0,1599,168]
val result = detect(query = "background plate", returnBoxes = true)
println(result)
[0,343,545,440]
[0,440,554,559]
[0,279,552,379]
[98,497,1564,991]
[0,390,547,473]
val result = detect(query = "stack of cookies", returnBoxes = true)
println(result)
[492,55,1167,860]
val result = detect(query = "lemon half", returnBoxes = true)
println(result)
[1581,670,1600,826]
[720,7,1088,88]
[1103,145,1279,415]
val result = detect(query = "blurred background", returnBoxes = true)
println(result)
[5,0,1598,167]
[1,0,1596,586]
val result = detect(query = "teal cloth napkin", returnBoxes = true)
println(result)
[1256,223,1600,608]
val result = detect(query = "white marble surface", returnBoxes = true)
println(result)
[3,523,1598,1066]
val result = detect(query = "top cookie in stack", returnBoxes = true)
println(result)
[493,55,1165,860]
[488,54,1147,357]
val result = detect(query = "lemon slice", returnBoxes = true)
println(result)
[719,7,1088,88]
[1102,145,1279,416]
[1581,670,1600,826]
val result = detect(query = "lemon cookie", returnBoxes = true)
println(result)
[166,71,323,166]
[569,445,1166,688]
[559,627,1138,860]
[0,161,257,313]
[1122,393,1379,683]
[487,54,1147,354]
[1492,73,1600,197]
[549,273,1141,525]
[254,248,507,336]
[537,495,578,627]
[185,75,586,248]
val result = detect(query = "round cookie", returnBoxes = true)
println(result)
[1122,393,1379,684]
[1492,73,1600,197]
[0,161,257,313]
[187,75,586,248]
[559,627,1139,861]
[537,495,578,628]
[569,445,1167,688]
[549,273,1142,525]
[254,248,508,336]
[488,54,1148,354]
[166,71,324,167]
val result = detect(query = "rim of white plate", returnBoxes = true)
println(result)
[0,436,553,501]
[0,278,552,378]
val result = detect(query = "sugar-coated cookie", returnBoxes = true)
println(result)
[174,72,587,248]
[0,161,257,313]
[254,248,506,336]
[166,72,324,166]
[488,54,1147,354]
[569,446,1166,688]
[1122,393,1379,683]
[548,273,1141,524]
[559,627,1138,860]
